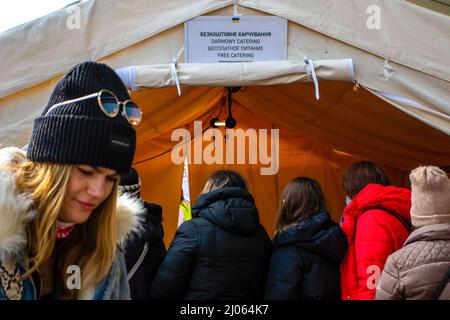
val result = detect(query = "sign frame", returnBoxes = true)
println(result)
[184,15,288,63]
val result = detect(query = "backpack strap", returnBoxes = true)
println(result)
[431,267,450,300]
[363,206,412,232]
[127,242,150,281]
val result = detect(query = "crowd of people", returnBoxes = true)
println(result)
[0,61,449,300]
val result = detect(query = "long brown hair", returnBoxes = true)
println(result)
[342,160,391,199]
[8,151,118,299]
[276,177,326,233]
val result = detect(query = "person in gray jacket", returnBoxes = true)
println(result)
[376,166,450,300]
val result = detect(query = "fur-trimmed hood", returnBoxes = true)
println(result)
[0,147,145,261]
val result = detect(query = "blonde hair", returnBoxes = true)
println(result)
[9,151,118,299]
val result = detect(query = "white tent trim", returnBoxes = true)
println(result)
[116,58,354,91]
[0,0,449,146]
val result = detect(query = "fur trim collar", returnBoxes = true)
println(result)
[116,192,145,247]
[0,147,35,261]
[0,147,145,260]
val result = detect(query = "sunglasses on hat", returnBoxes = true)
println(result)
[44,89,142,126]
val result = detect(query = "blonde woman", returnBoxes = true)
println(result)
[0,61,144,300]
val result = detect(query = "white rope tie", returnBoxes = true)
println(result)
[304,57,320,101]
[170,57,181,96]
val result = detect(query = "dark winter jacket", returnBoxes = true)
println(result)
[265,210,348,300]
[124,201,166,300]
[150,187,272,300]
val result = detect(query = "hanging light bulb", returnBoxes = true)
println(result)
[209,87,240,129]
[210,118,226,128]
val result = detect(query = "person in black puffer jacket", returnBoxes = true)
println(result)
[265,177,348,300]
[120,168,166,300]
[150,170,272,300]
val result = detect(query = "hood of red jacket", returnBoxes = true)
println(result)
[340,183,411,242]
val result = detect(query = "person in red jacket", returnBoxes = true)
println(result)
[339,161,412,300]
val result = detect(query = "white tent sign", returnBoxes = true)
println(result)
[184,16,287,63]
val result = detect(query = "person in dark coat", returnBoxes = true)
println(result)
[265,177,348,300]
[150,169,272,300]
[119,167,166,300]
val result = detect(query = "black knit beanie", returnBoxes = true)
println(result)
[27,61,136,174]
